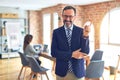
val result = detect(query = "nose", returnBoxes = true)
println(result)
[65,17,71,21]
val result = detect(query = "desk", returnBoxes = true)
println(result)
[0,52,19,59]
[40,53,56,71]
[40,53,90,62]
[40,53,90,71]
[40,53,55,61]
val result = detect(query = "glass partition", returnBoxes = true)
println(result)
[0,18,28,58]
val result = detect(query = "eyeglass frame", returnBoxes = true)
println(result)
[62,15,75,19]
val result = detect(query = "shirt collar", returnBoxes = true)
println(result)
[64,24,73,31]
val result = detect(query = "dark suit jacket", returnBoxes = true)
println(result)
[51,25,90,78]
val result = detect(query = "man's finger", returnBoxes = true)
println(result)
[77,48,81,51]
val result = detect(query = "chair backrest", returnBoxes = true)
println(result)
[27,56,48,73]
[18,52,29,66]
[85,60,104,78]
[91,49,103,61]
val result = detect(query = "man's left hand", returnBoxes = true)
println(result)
[83,25,91,37]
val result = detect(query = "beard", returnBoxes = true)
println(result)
[63,20,72,27]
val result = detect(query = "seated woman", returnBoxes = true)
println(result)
[23,34,41,65]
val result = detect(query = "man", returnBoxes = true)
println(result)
[51,6,90,80]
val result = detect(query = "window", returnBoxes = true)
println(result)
[53,12,58,29]
[109,9,120,44]
[43,14,51,54]
[100,8,120,67]
[101,8,120,45]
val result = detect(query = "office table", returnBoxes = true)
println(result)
[40,53,90,71]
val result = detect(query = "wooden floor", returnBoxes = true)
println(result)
[0,57,120,80]
[0,57,22,80]
[0,57,55,80]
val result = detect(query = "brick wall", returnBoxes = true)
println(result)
[29,11,42,44]
[82,1,120,49]
[29,1,120,49]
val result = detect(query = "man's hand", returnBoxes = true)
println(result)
[72,49,87,59]
[83,25,91,37]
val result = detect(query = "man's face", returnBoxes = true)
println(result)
[62,9,76,27]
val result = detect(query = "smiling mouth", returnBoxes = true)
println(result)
[64,20,72,23]
[65,21,71,23]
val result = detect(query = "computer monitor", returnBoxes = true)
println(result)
[43,44,48,53]
[33,44,42,52]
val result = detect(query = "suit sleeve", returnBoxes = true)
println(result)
[51,30,72,61]
[80,30,90,54]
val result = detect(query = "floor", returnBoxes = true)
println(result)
[0,57,120,80]
[0,57,55,80]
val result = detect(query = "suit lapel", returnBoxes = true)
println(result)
[61,26,68,42]
[71,26,78,47]
[60,26,69,47]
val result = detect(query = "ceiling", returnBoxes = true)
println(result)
[0,0,114,10]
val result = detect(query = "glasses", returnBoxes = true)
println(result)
[62,15,75,19]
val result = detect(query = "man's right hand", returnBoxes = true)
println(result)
[72,49,87,59]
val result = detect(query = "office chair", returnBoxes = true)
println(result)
[27,56,49,80]
[85,60,104,80]
[91,49,103,61]
[18,52,30,79]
